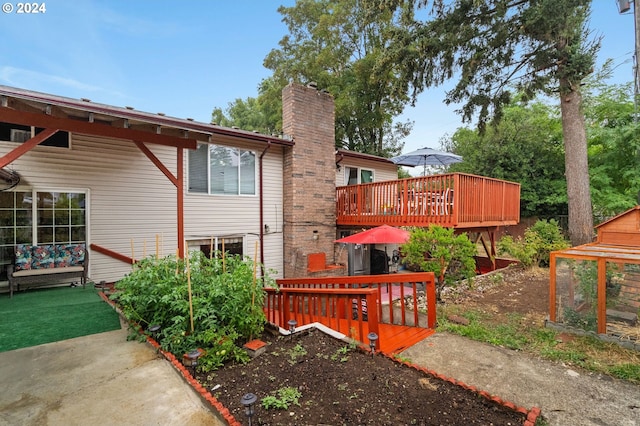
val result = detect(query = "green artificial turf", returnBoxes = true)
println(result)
[0,286,121,352]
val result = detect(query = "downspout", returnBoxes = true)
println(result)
[259,141,272,276]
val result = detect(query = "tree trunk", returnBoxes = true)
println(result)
[559,84,594,246]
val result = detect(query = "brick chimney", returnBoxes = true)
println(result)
[281,83,342,277]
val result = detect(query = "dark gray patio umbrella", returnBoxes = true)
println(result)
[391,147,463,175]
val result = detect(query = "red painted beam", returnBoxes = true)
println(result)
[0,127,58,168]
[0,107,198,150]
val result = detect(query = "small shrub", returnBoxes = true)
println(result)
[287,343,307,365]
[261,387,302,410]
[402,225,476,301]
[498,219,569,267]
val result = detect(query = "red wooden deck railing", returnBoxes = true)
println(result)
[264,272,436,351]
[336,172,520,228]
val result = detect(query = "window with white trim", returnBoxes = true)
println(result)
[0,189,87,280]
[188,143,256,195]
[187,236,244,258]
[345,167,374,185]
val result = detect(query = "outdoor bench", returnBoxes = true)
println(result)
[7,243,88,298]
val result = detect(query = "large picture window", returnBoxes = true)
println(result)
[188,143,256,195]
[0,190,87,281]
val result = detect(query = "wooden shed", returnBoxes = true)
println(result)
[549,206,640,340]
[595,205,640,246]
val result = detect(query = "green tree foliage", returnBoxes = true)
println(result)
[211,97,278,136]
[582,68,640,218]
[445,98,566,217]
[498,219,569,267]
[213,0,412,157]
[401,225,476,300]
[378,0,600,245]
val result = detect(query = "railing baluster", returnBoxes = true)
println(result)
[413,283,419,327]
[400,283,406,325]
[269,273,435,348]
[388,283,394,325]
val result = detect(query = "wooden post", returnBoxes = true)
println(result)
[222,238,226,273]
[549,253,557,322]
[186,242,194,333]
[130,239,135,265]
[426,275,437,329]
[597,257,607,334]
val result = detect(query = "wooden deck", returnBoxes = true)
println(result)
[336,172,520,228]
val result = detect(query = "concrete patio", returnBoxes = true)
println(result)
[0,322,225,426]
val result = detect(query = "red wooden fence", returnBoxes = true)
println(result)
[264,272,436,350]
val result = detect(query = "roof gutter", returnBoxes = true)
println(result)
[0,85,295,147]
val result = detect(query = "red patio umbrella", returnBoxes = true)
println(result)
[334,225,409,244]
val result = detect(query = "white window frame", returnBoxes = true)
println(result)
[0,187,89,281]
[32,187,89,245]
[186,235,245,257]
[345,166,374,185]
[188,143,257,196]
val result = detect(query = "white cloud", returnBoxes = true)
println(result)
[0,66,127,100]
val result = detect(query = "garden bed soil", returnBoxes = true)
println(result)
[200,327,528,425]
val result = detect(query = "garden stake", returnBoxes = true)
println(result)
[130,238,135,265]
[222,238,226,273]
[249,240,258,341]
[185,243,195,333]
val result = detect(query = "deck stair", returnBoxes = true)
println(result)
[264,272,436,355]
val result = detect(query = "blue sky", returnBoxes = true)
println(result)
[0,1,636,155]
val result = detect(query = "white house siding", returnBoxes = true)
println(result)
[0,133,286,285]
[183,138,285,279]
[0,133,180,284]
[335,157,398,186]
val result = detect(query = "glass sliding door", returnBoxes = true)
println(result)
[0,189,87,281]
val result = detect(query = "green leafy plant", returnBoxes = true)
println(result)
[110,251,273,371]
[287,343,308,365]
[401,225,477,301]
[498,219,569,267]
[330,344,354,362]
[261,387,302,410]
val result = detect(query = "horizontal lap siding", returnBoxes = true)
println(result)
[0,134,179,284]
[184,142,284,278]
[335,159,397,186]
